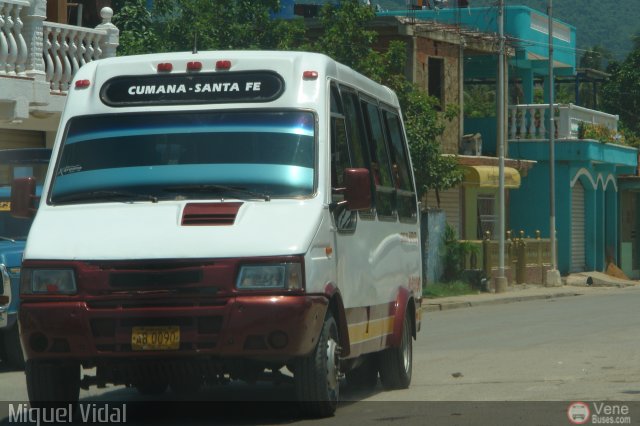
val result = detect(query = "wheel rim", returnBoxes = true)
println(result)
[326,321,340,402]
[402,321,412,374]
[326,337,340,391]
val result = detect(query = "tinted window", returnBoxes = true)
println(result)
[341,90,369,169]
[383,110,413,192]
[51,111,315,203]
[362,101,393,188]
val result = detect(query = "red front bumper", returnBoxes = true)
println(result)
[19,295,328,362]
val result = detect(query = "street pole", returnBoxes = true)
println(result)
[495,0,507,293]
[546,0,562,286]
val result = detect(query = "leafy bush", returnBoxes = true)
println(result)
[577,122,623,144]
[441,224,479,282]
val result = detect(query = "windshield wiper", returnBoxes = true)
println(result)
[164,184,271,201]
[55,190,159,204]
[0,236,16,243]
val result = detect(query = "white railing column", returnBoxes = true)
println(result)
[4,2,17,75]
[95,7,118,59]
[59,27,71,91]
[0,5,7,74]
[535,106,545,138]
[23,0,46,79]
[12,3,27,75]
[43,24,52,83]
[51,27,62,91]
[508,107,516,139]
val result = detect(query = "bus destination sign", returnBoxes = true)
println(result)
[100,71,285,107]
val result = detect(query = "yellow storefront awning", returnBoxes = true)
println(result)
[463,165,521,189]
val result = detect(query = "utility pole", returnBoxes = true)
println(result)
[546,0,562,286]
[495,0,507,293]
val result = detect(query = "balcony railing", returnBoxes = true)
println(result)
[1,1,118,92]
[508,103,619,141]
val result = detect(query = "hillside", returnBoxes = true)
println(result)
[378,0,640,61]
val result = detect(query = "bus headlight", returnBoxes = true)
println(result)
[236,263,302,290]
[22,269,77,295]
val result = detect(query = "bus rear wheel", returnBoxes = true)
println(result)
[379,313,412,390]
[294,313,340,418]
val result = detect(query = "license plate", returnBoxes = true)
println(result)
[131,326,180,351]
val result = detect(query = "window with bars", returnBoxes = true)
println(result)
[477,194,496,238]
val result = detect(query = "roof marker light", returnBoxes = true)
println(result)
[216,60,231,70]
[187,61,202,71]
[302,71,318,80]
[75,79,91,89]
[157,62,173,72]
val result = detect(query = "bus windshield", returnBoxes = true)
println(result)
[50,110,316,204]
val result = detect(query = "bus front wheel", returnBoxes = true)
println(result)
[26,360,80,407]
[294,313,340,417]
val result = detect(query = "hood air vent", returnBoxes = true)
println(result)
[181,202,242,226]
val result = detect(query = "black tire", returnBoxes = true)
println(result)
[294,313,340,418]
[26,360,80,407]
[346,354,378,390]
[170,374,203,396]
[378,313,412,390]
[3,324,25,370]
[0,332,6,364]
[135,380,168,396]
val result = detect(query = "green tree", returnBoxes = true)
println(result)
[580,46,613,70]
[111,0,159,56]
[308,2,464,204]
[113,0,304,53]
[304,1,378,76]
[602,48,640,136]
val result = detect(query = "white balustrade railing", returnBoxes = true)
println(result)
[1,1,118,91]
[43,7,118,92]
[0,0,30,76]
[508,103,619,141]
[43,23,106,91]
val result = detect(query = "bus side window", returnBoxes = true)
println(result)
[340,89,369,169]
[330,83,357,232]
[331,116,350,189]
[383,109,417,223]
[361,99,396,220]
[341,87,375,220]
[330,84,349,189]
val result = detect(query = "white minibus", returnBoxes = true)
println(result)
[12,51,422,417]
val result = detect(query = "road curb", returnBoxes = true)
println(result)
[422,291,583,313]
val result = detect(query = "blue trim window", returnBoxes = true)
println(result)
[50,110,315,204]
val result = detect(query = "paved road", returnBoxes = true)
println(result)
[0,286,639,425]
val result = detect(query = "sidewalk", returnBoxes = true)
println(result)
[422,271,639,313]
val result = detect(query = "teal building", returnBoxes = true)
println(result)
[380,5,638,275]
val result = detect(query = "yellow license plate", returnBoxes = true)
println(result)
[131,326,180,351]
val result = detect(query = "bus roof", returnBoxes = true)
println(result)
[74,50,399,110]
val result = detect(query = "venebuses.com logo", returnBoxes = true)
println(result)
[568,402,591,424]
[568,402,632,425]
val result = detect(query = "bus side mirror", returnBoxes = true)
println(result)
[344,168,372,211]
[11,177,37,219]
